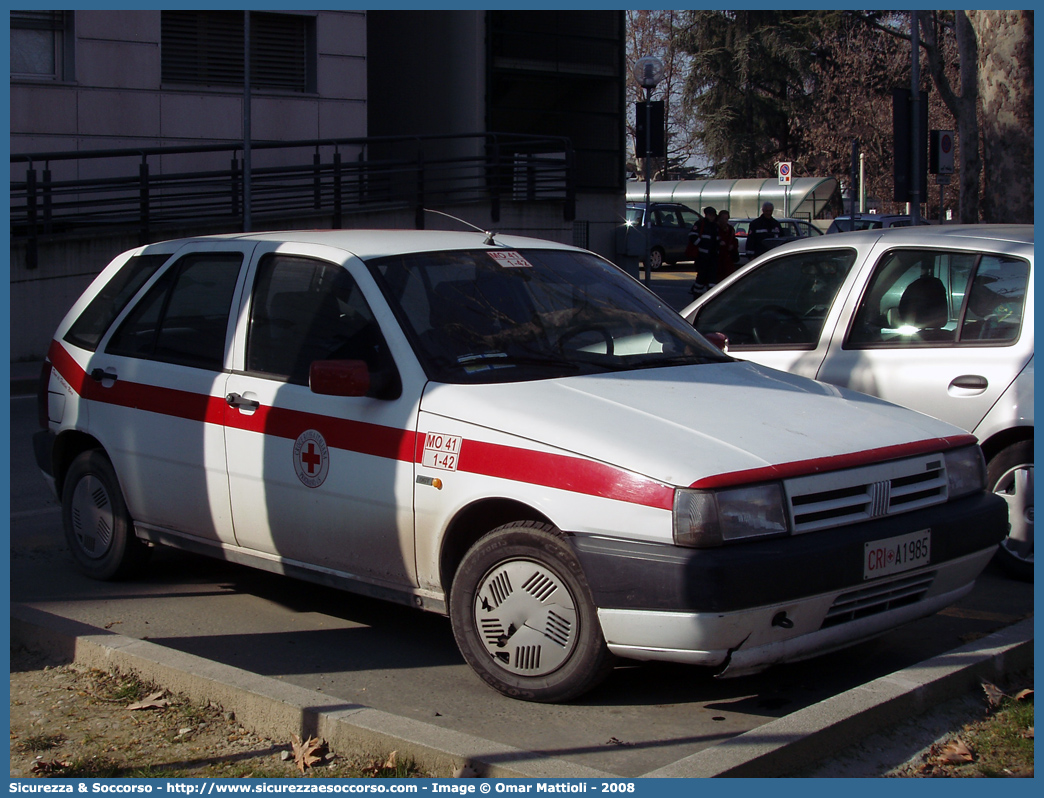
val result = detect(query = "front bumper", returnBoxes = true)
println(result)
[570,491,1007,674]
[597,547,993,676]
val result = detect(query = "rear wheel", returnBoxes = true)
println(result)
[449,522,614,702]
[988,441,1033,581]
[62,450,150,580]
[647,247,665,271]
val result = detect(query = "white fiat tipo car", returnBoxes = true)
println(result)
[36,230,1007,702]
[684,225,1032,581]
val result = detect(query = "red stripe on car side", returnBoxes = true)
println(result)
[450,436,676,510]
[48,340,227,424]
[688,436,978,489]
[47,341,671,508]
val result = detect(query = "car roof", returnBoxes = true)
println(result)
[767,223,1033,254]
[141,229,585,260]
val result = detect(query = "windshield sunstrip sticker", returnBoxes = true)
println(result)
[47,341,676,510]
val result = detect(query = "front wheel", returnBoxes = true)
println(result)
[62,450,150,580]
[988,441,1033,581]
[449,522,614,702]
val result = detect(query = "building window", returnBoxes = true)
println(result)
[10,10,70,80]
[161,10,315,92]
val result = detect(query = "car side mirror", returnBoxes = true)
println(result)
[309,360,370,397]
[703,332,729,353]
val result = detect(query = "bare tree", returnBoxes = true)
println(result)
[922,11,981,222]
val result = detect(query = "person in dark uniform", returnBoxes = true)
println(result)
[688,207,719,296]
[747,202,784,259]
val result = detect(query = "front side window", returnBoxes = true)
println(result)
[846,249,1029,347]
[106,253,243,370]
[370,248,728,384]
[693,249,858,349]
[246,255,398,391]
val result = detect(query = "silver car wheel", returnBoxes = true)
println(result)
[995,462,1033,564]
[473,558,579,677]
[69,473,116,560]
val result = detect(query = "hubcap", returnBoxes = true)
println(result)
[995,463,1033,563]
[473,559,579,677]
[70,475,115,560]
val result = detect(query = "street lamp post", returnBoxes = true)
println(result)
[633,56,663,285]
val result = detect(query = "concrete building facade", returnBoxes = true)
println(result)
[10,10,627,360]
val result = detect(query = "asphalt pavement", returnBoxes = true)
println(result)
[7,268,1035,777]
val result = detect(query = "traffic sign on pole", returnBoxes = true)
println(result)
[778,162,792,185]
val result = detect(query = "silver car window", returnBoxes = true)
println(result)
[692,249,857,349]
[847,249,1029,347]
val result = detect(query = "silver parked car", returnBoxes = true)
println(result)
[826,214,930,234]
[730,216,824,263]
[683,225,1033,580]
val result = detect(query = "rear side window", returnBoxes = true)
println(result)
[63,254,169,351]
[693,249,857,348]
[105,253,243,370]
[847,249,1029,347]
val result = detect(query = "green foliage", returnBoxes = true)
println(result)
[675,10,836,178]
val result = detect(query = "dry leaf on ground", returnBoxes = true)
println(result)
[291,735,327,773]
[938,738,975,765]
[127,692,171,711]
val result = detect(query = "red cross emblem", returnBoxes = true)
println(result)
[292,429,329,488]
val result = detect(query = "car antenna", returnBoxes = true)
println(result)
[424,208,497,246]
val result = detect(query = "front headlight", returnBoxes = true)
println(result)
[945,445,987,499]
[673,484,789,548]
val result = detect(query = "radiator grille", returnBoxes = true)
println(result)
[786,454,948,534]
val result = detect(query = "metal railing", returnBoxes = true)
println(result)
[11,132,576,268]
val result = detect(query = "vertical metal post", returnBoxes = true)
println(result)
[313,151,322,210]
[910,11,922,224]
[230,157,240,217]
[243,11,252,232]
[42,166,52,234]
[25,167,38,270]
[333,151,343,228]
[643,89,652,286]
[139,158,150,244]
[489,139,501,223]
[415,148,425,229]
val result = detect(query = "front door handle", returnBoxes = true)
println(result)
[225,393,260,412]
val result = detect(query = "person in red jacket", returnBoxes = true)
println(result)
[716,210,740,281]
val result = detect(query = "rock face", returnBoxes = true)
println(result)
[968,10,1034,224]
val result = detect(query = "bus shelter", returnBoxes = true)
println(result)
[626,177,838,221]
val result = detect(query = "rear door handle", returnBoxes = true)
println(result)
[89,368,117,384]
[948,375,988,396]
[225,393,260,412]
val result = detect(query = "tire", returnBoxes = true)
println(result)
[449,522,614,702]
[988,440,1033,581]
[647,247,665,271]
[62,450,150,580]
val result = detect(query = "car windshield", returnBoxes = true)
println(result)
[369,248,729,383]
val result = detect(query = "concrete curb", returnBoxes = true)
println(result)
[11,604,1033,779]
[643,617,1034,777]
[10,604,613,779]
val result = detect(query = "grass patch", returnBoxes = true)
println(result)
[16,733,65,753]
[962,691,1034,777]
